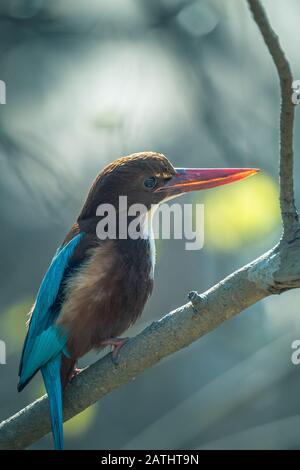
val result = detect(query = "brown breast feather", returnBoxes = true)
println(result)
[57,240,153,359]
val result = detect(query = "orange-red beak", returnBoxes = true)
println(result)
[155,167,259,195]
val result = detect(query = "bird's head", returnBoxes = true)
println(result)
[79,152,259,220]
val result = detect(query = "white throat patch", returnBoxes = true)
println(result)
[139,205,158,279]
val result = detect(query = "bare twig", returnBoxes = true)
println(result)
[0,0,299,450]
[247,0,299,235]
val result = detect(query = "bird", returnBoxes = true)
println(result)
[18,151,258,450]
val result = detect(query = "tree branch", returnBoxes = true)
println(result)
[247,0,299,235]
[0,248,288,450]
[0,0,299,449]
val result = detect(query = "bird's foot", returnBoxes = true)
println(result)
[68,367,83,382]
[102,337,129,365]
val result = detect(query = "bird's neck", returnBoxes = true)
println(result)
[117,208,157,279]
[78,207,158,279]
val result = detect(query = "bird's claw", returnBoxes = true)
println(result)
[102,337,129,365]
[68,367,82,383]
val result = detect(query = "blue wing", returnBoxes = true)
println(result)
[18,232,84,391]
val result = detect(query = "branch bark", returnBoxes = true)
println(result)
[0,0,299,449]
[247,0,298,235]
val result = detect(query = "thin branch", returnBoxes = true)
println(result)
[247,0,298,235]
[0,0,299,450]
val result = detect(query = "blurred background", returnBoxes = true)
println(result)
[1,0,300,450]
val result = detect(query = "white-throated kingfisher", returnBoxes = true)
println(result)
[18,152,258,449]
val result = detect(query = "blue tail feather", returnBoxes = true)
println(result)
[41,355,64,450]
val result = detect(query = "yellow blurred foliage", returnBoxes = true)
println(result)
[65,404,98,437]
[198,173,280,251]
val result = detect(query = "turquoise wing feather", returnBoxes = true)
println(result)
[42,355,64,450]
[18,232,84,390]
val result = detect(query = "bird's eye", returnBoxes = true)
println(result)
[144,176,157,189]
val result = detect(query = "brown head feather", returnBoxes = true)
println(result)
[78,151,175,221]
